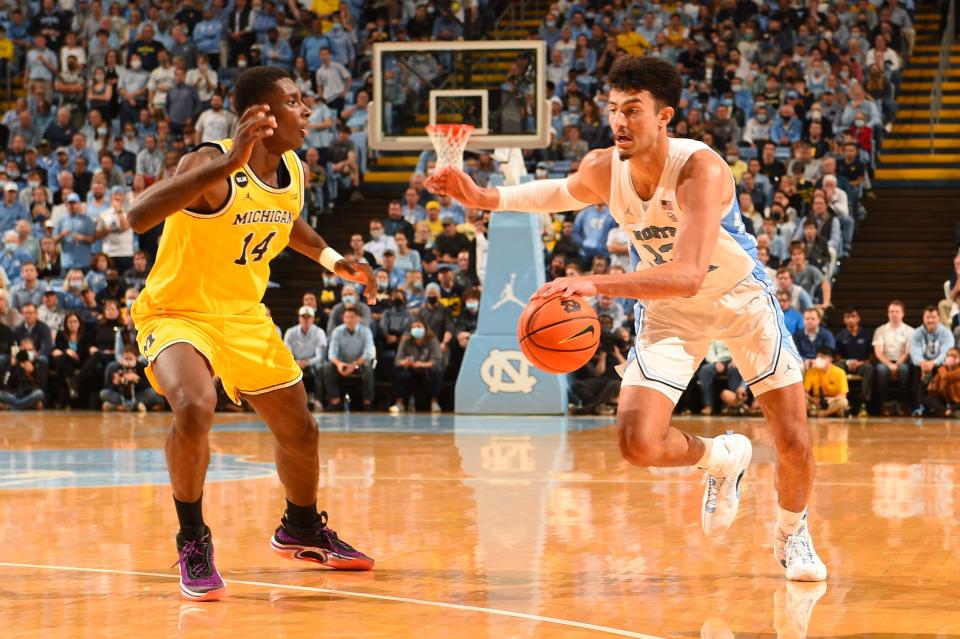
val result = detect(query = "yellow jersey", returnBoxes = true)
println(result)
[803,365,849,398]
[137,138,304,317]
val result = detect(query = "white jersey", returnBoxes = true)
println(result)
[607,137,763,300]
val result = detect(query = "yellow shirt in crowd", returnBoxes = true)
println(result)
[803,364,849,398]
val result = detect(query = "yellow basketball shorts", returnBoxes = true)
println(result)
[133,305,302,405]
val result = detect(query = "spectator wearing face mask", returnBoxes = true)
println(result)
[362,218,398,264]
[416,283,454,355]
[922,347,960,418]
[325,284,372,335]
[0,229,32,284]
[379,288,412,360]
[58,267,89,311]
[390,321,444,414]
[803,346,849,417]
[743,105,772,148]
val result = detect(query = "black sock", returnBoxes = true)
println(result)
[285,500,319,529]
[174,495,206,540]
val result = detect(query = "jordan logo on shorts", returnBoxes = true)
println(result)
[144,333,155,353]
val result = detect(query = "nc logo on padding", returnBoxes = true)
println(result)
[480,349,537,394]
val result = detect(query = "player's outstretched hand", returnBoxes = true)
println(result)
[532,276,597,300]
[334,259,378,305]
[227,104,277,170]
[425,166,491,209]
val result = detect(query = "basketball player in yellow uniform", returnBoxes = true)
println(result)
[127,67,376,601]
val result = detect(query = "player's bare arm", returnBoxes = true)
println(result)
[424,147,611,211]
[535,150,731,300]
[127,105,278,233]
[287,216,377,304]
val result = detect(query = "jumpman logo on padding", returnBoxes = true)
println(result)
[491,273,524,310]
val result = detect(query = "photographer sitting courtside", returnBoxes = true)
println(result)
[100,347,163,412]
[0,348,45,410]
[803,346,850,418]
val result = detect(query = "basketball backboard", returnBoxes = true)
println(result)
[370,40,549,152]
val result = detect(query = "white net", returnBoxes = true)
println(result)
[426,124,475,171]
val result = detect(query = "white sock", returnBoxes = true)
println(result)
[696,436,727,471]
[776,506,806,535]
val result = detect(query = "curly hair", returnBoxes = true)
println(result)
[607,56,682,112]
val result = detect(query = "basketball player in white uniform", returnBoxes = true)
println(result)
[427,56,826,581]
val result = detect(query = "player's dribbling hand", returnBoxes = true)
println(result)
[425,166,487,208]
[228,104,277,170]
[532,276,598,300]
[333,259,378,305]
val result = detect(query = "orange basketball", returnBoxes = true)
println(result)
[517,294,601,374]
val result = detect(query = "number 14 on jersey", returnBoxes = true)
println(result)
[235,231,277,265]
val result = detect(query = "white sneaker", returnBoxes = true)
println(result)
[774,581,827,638]
[388,403,404,415]
[430,400,442,413]
[781,521,827,582]
[701,433,752,537]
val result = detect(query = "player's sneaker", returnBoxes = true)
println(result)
[780,520,827,582]
[700,433,752,537]
[176,527,226,601]
[271,511,374,570]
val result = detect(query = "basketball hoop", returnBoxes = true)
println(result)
[426,123,475,172]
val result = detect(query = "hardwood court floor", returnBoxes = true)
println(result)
[1,412,960,638]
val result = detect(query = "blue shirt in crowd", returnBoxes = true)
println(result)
[792,327,837,362]
[54,213,96,270]
[572,204,616,261]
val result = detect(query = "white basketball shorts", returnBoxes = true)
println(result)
[619,274,804,405]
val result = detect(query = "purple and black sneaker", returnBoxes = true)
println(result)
[271,511,374,570]
[176,527,226,601]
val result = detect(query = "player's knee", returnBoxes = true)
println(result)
[775,427,812,466]
[291,414,319,446]
[168,387,217,430]
[617,417,667,466]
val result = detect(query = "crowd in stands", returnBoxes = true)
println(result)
[0,0,957,418]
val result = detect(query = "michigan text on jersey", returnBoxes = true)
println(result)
[233,210,294,225]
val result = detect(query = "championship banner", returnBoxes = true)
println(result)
[455,212,568,414]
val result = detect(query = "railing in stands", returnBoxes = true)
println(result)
[491,0,534,39]
[931,0,956,152]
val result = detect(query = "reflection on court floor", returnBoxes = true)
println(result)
[2,413,960,638]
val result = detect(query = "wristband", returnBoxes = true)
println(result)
[319,246,344,271]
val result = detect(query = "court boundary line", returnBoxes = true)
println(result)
[0,561,664,639]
